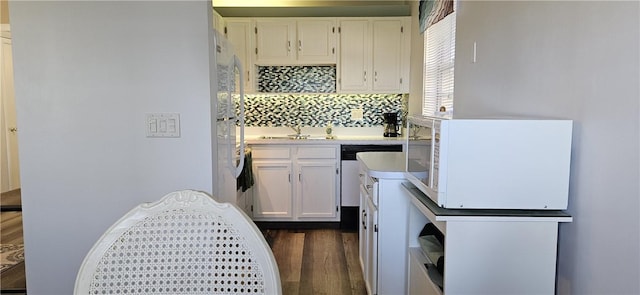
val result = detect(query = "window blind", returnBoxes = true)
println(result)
[423,11,456,117]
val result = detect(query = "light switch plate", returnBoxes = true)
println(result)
[146,113,180,138]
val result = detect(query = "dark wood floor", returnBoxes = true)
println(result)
[1,189,26,293]
[0,189,364,295]
[268,229,366,295]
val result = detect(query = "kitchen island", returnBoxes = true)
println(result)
[356,151,409,295]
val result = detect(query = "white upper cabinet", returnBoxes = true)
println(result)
[372,19,405,92]
[296,19,337,64]
[225,16,410,93]
[212,9,225,32]
[225,19,255,93]
[338,17,410,93]
[338,19,370,92]
[255,18,337,65]
[255,19,297,64]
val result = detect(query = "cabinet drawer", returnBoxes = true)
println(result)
[251,146,291,159]
[297,146,337,159]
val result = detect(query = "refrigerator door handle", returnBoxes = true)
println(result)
[231,54,245,178]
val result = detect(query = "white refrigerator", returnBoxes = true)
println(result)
[211,29,245,204]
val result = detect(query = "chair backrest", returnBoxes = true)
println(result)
[74,190,281,295]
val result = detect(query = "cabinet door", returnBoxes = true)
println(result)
[255,19,296,64]
[359,186,368,274]
[297,160,338,219]
[252,160,293,219]
[365,195,379,295]
[225,19,254,93]
[297,19,336,64]
[338,19,370,93]
[371,18,404,92]
[236,188,253,218]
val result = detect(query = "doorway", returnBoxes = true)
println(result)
[1,27,20,193]
[0,25,25,293]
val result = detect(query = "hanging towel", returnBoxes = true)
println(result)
[237,149,254,192]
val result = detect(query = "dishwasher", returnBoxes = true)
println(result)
[340,144,403,231]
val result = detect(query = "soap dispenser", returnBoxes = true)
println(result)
[325,122,334,139]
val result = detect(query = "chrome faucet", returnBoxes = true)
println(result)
[289,124,302,135]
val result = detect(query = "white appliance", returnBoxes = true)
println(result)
[406,115,573,210]
[211,29,245,204]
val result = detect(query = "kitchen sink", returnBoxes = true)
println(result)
[258,135,334,140]
[259,134,310,140]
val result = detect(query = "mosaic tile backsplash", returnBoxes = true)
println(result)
[257,66,336,93]
[242,94,407,127]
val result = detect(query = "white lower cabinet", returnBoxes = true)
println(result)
[252,159,293,218]
[251,144,339,221]
[297,160,338,218]
[364,193,378,294]
[358,159,410,295]
[236,186,254,218]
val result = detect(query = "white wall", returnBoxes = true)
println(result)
[409,1,639,294]
[408,1,424,116]
[9,1,215,293]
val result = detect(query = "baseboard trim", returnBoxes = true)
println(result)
[0,205,21,212]
[254,221,340,230]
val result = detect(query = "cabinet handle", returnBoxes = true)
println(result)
[288,174,291,183]
[298,40,302,51]
[247,70,250,82]
[363,212,367,229]
[299,173,301,182]
[364,71,367,82]
[288,40,291,52]
[375,71,378,82]
[362,210,366,227]
[374,224,378,232]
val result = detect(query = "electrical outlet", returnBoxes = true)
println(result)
[351,108,364,120]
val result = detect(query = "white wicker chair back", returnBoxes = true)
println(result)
[74,190,281,295]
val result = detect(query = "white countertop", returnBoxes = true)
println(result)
[243,126,407,145]
[357,151,406,179]
[245,135,406,145]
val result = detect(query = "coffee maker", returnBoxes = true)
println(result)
[383,112,399,137]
